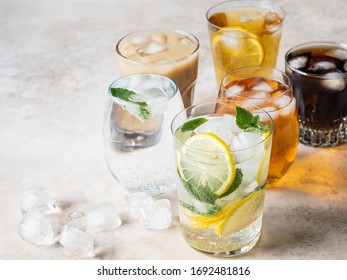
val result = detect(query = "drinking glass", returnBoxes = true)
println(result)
[285,41,347,147]
[104,74,184,196]
[218,66,299,185]
[171,101,274,256]
[116,29,199,108]
[206,0,285,86]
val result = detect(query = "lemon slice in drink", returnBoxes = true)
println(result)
[177,132,236,197]
[214,189,265,237]
[212,27,264,70]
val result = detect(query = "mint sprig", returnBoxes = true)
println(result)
[236,106,270,133]
[180,178,218,205]
[180,117,208,132]
[110,87,150,121]
[179,201,221,217]
[219,168,243,198]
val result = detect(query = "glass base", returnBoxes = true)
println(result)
[299,117,347,147]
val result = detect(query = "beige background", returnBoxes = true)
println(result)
[1,0,347,259]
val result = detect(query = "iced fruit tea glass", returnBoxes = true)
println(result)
[218,67,299,185]
[285,41,347,147]
[206,0,285,86]
[116,29,199,108]
[171,101,274,256]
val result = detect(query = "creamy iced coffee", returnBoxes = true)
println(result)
[116,29,199,108]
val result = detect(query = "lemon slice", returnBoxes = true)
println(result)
[212,27,264,71]
[178,132,236,197]
[214,189,265,237]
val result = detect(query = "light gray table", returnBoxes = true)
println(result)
[1,0,346,259]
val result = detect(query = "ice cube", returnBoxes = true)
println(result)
[325,48,347,60]
[239,11,263,22]
[179,37,192,45]
[18,210,54,245]
[21,188,57,214]
[130,35,150,46]
[138,199,172,229]
[256,106,278,121]
[126,192,154,220]
[142,42,167,55]
[344,62,347,72]
[252,81,275,93]
[320,72,346,91]
[86,202,122,233]
[59,225,94,258]
[273,95,291,109]
[225,85,244,98]
[149,95,169,116]
[278,98,296,116]
[152,34,167,44]
[308,59,336,72]
[288,56,308,69]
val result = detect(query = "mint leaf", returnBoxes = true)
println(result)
[179,201,221,216]
[110,87,147,107]
[236,106,270,133]
[219,168,243,198]
[181,117,208,132]
[180,177,218,205]
[110,87,150,121]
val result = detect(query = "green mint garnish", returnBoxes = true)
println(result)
[236,106,270,133]
[219,168,243,198]
[110,87,150,121]
[179,201,221,217]
[180,117,208,132]
[180,177,218,205]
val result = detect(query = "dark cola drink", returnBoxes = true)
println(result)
[285,42,347,147]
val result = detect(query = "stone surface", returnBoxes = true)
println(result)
[1,0,347,259]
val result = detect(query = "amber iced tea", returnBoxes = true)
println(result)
[207,1,285,86]
[219,68,299,184]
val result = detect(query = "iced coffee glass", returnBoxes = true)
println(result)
[116,29,199,108]
[104,74,184,196]
[206,0,285,86]
[285,41,347,147]
[218,66,299,184]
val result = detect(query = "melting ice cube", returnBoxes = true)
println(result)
[320,72,346,91]
[273,95,292,109]
[21,188,57,214]
[59,225,94,258]
[142,42,167,55]
[225,85,244,97]
[288,56,308,69]
[252,81,275,93]
[308,60,336,72]
[130,35,150,46]
[126,192,154,220]
[325,48,347,60]
[239,11,263,22]
[86,202,122,233]
[18,210,55,245]
[138,199,172,230]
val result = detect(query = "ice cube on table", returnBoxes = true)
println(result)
[21,188,57,214]
[288,56,308,69]
[18,210,54,245]
[126,192,154,220]
[320,72,346,91]
[138,199,172,230]
[86,202,122,233]
[142,42,167,55]
[59,225,94,258]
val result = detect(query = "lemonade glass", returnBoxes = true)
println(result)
[206,0,285,86]
[218,66,299,185]
[171,101,274,256]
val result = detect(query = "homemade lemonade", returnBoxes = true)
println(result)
[172,103,273,255]
[207,1,284,85]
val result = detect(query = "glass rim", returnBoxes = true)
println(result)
[171,101,274,154]
[206,0,285,35]
[115,28,200,66]
[285,41,347,79]
[108,73,179,108]
[220,66,293,110]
